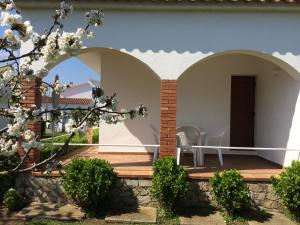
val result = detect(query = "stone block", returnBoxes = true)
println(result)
[140,189,148,196]
[138,195,151,205]
[125,179,139,187]
[139,180,152,187]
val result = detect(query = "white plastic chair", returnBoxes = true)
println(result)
[176,126,201,167]
[200,128,226,167]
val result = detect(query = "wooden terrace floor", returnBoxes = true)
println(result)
[56,147,283,181]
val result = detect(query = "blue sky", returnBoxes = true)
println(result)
[45,57,100,85]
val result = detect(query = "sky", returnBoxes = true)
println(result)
[45,57,100,85]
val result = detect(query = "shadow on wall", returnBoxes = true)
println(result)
[176,52,300,165]
[99,50,161,152]
[94,11,300,55]
[23,8,300,55]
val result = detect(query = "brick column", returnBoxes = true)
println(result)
[19,79,42,168]
[87,128,93,144]
[159,80,177,157]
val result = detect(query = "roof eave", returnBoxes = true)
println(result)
[14,1,300,12]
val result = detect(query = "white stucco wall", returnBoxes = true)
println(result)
[61,84,92,98]
[20,7,300,79]
[99,51,160,152]
[177,54,300,166]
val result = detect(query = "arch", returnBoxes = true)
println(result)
[178,50,300,81]
[44,47,161,153]
[176,50,300,166]
[45,47,161,81]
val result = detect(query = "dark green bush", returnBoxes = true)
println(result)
[0,172,14,204]
[272,160,300,220]
[62,158,115,214]
[151,156,188,215]
[3,188,25,212]
[209,169,250,216]
[0,151,20,171]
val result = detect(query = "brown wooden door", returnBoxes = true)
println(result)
[230,76,255,147]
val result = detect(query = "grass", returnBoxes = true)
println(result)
[41,128,99,160]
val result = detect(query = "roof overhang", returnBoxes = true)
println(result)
[14,0,300,12]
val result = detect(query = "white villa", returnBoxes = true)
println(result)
[41,79,99,131]
[18,0,300,167]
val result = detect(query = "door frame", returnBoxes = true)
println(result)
[230,75,256,148]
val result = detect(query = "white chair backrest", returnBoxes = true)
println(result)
[215,127,227,145]
[176,131,190,147]
[177,126,201,146]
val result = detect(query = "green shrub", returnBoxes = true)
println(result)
[209,169,250,216]
[0,151,20,171]
[0,172,14,204]
[151,157,188,215]
[62,158,115,214]
[272,160,300,220]
[3,188,25,212]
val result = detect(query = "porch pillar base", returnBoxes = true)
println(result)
[159,80,177,158]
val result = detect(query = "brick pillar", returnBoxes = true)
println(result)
[159,80,177,157]
[87,128,93,144]
[18,79,42,168]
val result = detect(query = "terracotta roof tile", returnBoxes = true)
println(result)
[42,96,92,105]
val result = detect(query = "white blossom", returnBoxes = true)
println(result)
[0,138,15,152]
[0,0,15,11]
[85,9,104,27]
[53,80,71,94]
[65,119,75,133]
[2,67,16,81]
[41,30,60,63]
[35,68,48,79]
[57,28,90,55]
[31,32,41,44]
[4,28,13,38]
[7,107,28,137]
[56,1,73,20]
[58,30,83,55]
[0,12,22,26]
[24,130,35,141]
[4,29,21,50]
[77,124,87,136]
[11,142,19,152]
[19,20,33,41]
[40,83,48,94]
[21,139,43,152]
[20,64,34,80]
[5,2,15,11]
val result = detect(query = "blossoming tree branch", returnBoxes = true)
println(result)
[0,0,147,174]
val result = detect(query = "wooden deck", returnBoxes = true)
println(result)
[57,147,283,181]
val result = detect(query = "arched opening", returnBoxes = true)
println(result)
[42,56,100,136]
[177,50,300,166]
[45,48,161,153]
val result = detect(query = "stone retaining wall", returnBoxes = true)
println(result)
[15,175,283,211]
